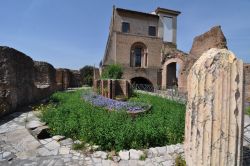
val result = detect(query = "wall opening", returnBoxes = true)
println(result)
[131,77,154,92]
[166,62,178,88]
[130,42,147,68]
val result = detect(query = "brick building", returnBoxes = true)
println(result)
[101,6,186,91]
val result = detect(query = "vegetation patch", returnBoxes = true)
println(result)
[101,64,123,79]
[83,91,151,113]
[40,89,185,151]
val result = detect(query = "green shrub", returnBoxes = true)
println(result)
[175,155,186,166]
[80,65,95,86]
[101,64,123,79]
[40,90,185,151]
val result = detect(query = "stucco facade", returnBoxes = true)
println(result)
[101,6,182,89]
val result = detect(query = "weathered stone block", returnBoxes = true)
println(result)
[69,70,82,87]
[55,68,70,90]
[0,46,35,116]
[185,48,244,166]
[33,61,57,100]
[189,26,227,60]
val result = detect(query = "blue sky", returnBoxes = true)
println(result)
[0,0,249,69]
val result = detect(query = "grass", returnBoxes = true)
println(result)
[40,89,186,151]
[246,106,250,115]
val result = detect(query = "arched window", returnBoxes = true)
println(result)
[130,42,147,67]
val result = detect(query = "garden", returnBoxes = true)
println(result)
[39,88,186,152]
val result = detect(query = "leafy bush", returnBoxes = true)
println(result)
[101,64,123,79]
[40,90,185,151]
[80,65,95,86]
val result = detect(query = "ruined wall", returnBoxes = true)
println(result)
[56,68,84,90]
[93,79,131,99]
[33,61,57,101]
[189,26,227,60]
[55,69,71,90]
[0,46,83,117]
[161,43,188,93]
[70,70,83,87]
[0,46,36,116]
[34,61,56,86]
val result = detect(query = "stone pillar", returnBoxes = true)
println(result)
[111,80,116,99]
[184,48,244,166]
[101,80,105,97]
[123,80,129,98]
[107,80,112,99]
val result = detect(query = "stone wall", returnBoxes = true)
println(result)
[69,70,82,87]
[55,69,84,90]
[189,26,228,60]
[33,61,57,101]
[0,46,36,116]
[55,69,71,90]
[34,61,56,87]
[0,46,83,117]
[93,79,131,99]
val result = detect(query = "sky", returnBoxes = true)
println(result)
[0,0,249,70]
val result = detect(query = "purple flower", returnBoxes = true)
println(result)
[82,92,150,113]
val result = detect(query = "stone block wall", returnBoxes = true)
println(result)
[0,46,35,116]
[189,26,227,60]
[0,46,83,117]
[55,69,71,90]
[70,70,83,87]
[56,69,84,90]
[33,61,57,101]
[55,69,64,90]
[34,61,56,86]
[94,79,131,99]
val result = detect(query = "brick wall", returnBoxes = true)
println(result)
[94,79,131,99]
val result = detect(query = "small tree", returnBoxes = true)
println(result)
[101,64,123,79]
[80,65,94,86]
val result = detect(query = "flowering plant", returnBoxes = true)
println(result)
[83,92,150,113]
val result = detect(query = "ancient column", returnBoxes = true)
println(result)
[184,48,244,166]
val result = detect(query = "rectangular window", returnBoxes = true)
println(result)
[122,22,130,33]
[148,26,156,36]
[134,48,142,67]
[163,17,173,42]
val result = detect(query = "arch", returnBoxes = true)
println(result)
[131,77,154,92]
[161,58,184,90]
[130,42,148,67]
